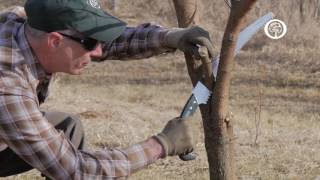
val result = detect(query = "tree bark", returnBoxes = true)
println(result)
[299,0,320,22]
[209,1,257,179]
[173,0,258,179]
[172,0,199,28]
[172,0,202,86]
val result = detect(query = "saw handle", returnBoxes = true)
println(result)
[178,95,197,161]
[178,46,211,162]
[179,152,197,161]
[179,95,198,118]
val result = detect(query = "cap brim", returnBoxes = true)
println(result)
[72,13,127,43]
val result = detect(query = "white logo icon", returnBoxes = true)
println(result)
[264,19,287,40]
[87,0,101,9]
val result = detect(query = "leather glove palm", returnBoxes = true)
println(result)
[165,26,214,58]
[154,117,193,157]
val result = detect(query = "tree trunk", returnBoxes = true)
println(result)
[209,1,257,179]
[172,0,199,28]
[173,0,258,179]
[172,0,202,87]
[299,0,320,22]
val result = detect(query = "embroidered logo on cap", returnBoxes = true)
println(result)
[87,0,101,9]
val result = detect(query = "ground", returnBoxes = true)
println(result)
[0,0,320,179]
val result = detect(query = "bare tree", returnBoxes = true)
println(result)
[299,0,320,22]
[173,0,258,179]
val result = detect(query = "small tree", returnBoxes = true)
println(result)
[173,0,258,179]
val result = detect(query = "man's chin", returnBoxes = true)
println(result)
[68,69,83,75]
[66,66,87,75]
[72,71,82,75]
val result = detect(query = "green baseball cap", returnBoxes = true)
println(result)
[24,0,127,43]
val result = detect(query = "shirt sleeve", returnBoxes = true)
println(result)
[0,89,161,179]
[0,6,26,18]
[94,23,176,61]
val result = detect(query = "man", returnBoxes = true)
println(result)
[0,0,214,179]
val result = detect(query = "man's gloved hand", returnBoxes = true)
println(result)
[164,26,214,58]
[154,117,193,157]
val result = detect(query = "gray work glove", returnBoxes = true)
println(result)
[164,26,214,58]
[154,117,193,157]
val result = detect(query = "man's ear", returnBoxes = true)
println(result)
[47,32,63,49]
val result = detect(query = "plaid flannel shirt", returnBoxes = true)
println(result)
[0,6,174,179]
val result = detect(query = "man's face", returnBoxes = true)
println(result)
[46,32,103,75]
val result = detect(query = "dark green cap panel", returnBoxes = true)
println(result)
[25,0,127,42]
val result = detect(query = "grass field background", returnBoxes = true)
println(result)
[0,0,319,179]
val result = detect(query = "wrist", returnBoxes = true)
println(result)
[152,134,169,158]
[149,136,166,158]
[164,28,184,49]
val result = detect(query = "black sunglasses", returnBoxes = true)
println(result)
[58,33,99,51]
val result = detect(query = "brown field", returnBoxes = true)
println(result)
[1,0,320,179]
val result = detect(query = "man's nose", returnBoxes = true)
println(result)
[90,43,103,58]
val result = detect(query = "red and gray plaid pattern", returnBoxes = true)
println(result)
[0,6,172,179]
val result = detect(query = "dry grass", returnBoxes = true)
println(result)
[1,0,320,180]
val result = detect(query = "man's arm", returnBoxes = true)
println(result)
[0,92,163,179]
[94,23,214,61]
[94,23,175,61]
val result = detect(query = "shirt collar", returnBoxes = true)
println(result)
[16,22,51,81]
